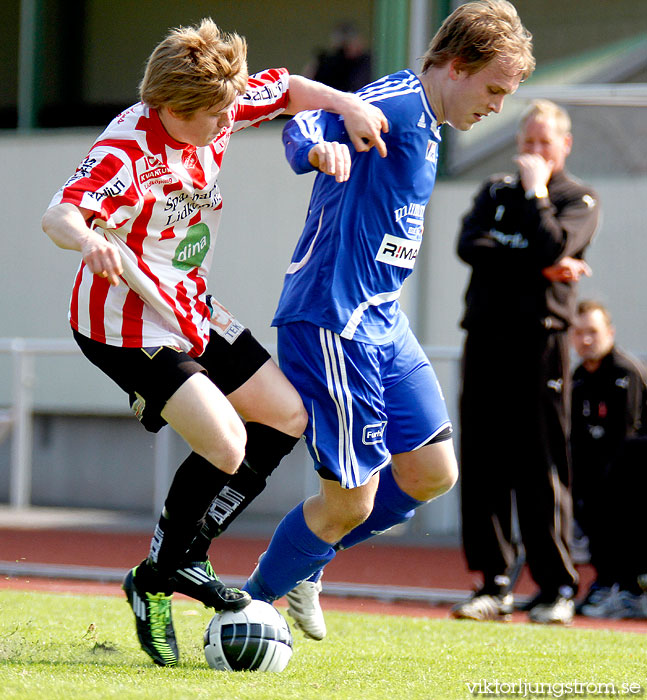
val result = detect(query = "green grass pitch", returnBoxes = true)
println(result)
[0,589,645,700]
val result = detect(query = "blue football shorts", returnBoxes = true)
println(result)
[277,321,452,489]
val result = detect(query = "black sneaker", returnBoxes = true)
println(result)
[122,566,178,667]
[171,560,251,611]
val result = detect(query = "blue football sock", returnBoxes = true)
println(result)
[303,465,425,583]
[336,464,424,550]
[243,502,336,602]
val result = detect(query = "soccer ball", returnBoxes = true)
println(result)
[203,599,293,672]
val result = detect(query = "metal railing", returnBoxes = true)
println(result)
[0,338,79,508]
[0,337,461,512]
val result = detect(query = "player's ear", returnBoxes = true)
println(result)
[163,105,189,122]
[448,58,467,81]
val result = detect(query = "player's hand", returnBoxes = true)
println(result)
[542,256,592,282]
[308,141,352,182]
[514,153,553,193]
[342,95,388,158]
[81,232,123,286]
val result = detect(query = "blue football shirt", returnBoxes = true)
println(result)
[273,69,442,345]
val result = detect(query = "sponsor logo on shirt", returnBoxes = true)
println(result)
[88,178,127,202]
[140,168,174,188]
[376,233,421,269]
[362,421,387,445]
[63,156,98,188]
[394,202,425,236]
[242,82,287,104]
[65,155,130,202]
[63,156,128,203]
[139,156,174,189]
[173,223,210,270]
[394,202,426,223]
[164,185,222,226]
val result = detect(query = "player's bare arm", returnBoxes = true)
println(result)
[285,75,388,158]
[308,141,351,183]
[42,203,123,286]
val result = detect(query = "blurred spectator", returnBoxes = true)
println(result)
[451,100,599,625]
[304,21,372,93]
[570,299,647,618]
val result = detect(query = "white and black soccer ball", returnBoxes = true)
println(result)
[204,599,293,672]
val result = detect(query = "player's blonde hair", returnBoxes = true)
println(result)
[518,99,572,135]
[422,0,535,80]
[139,18,249,118]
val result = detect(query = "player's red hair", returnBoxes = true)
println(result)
[140,18,249,118]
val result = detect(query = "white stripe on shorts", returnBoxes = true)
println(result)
[319,328,360,488]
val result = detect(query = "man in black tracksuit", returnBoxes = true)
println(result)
[451,100,600,624]
[570,300,647,617]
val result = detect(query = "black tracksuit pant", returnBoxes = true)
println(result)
[578,436,647,591]
[459,326,578,598]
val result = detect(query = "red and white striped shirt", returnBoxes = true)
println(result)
[49,68,290,356]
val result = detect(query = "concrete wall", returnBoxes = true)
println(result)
[417,178,647,354]
[1,123,646,541]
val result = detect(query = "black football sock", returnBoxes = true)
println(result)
[139,451,232,590]
[184,423,300,561]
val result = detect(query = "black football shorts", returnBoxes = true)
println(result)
[73,326,270,433]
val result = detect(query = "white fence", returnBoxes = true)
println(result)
[0,337,79,508]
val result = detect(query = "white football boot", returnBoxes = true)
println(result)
[285,578,327,640]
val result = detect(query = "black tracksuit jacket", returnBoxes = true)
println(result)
[456,169,600,597]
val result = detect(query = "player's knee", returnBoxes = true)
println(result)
[411,453,459,501]
[336,500,373,533]
[202,433,246,475]
[423,437,459,495]
[431,456,459,496]
[283,401,308,438]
